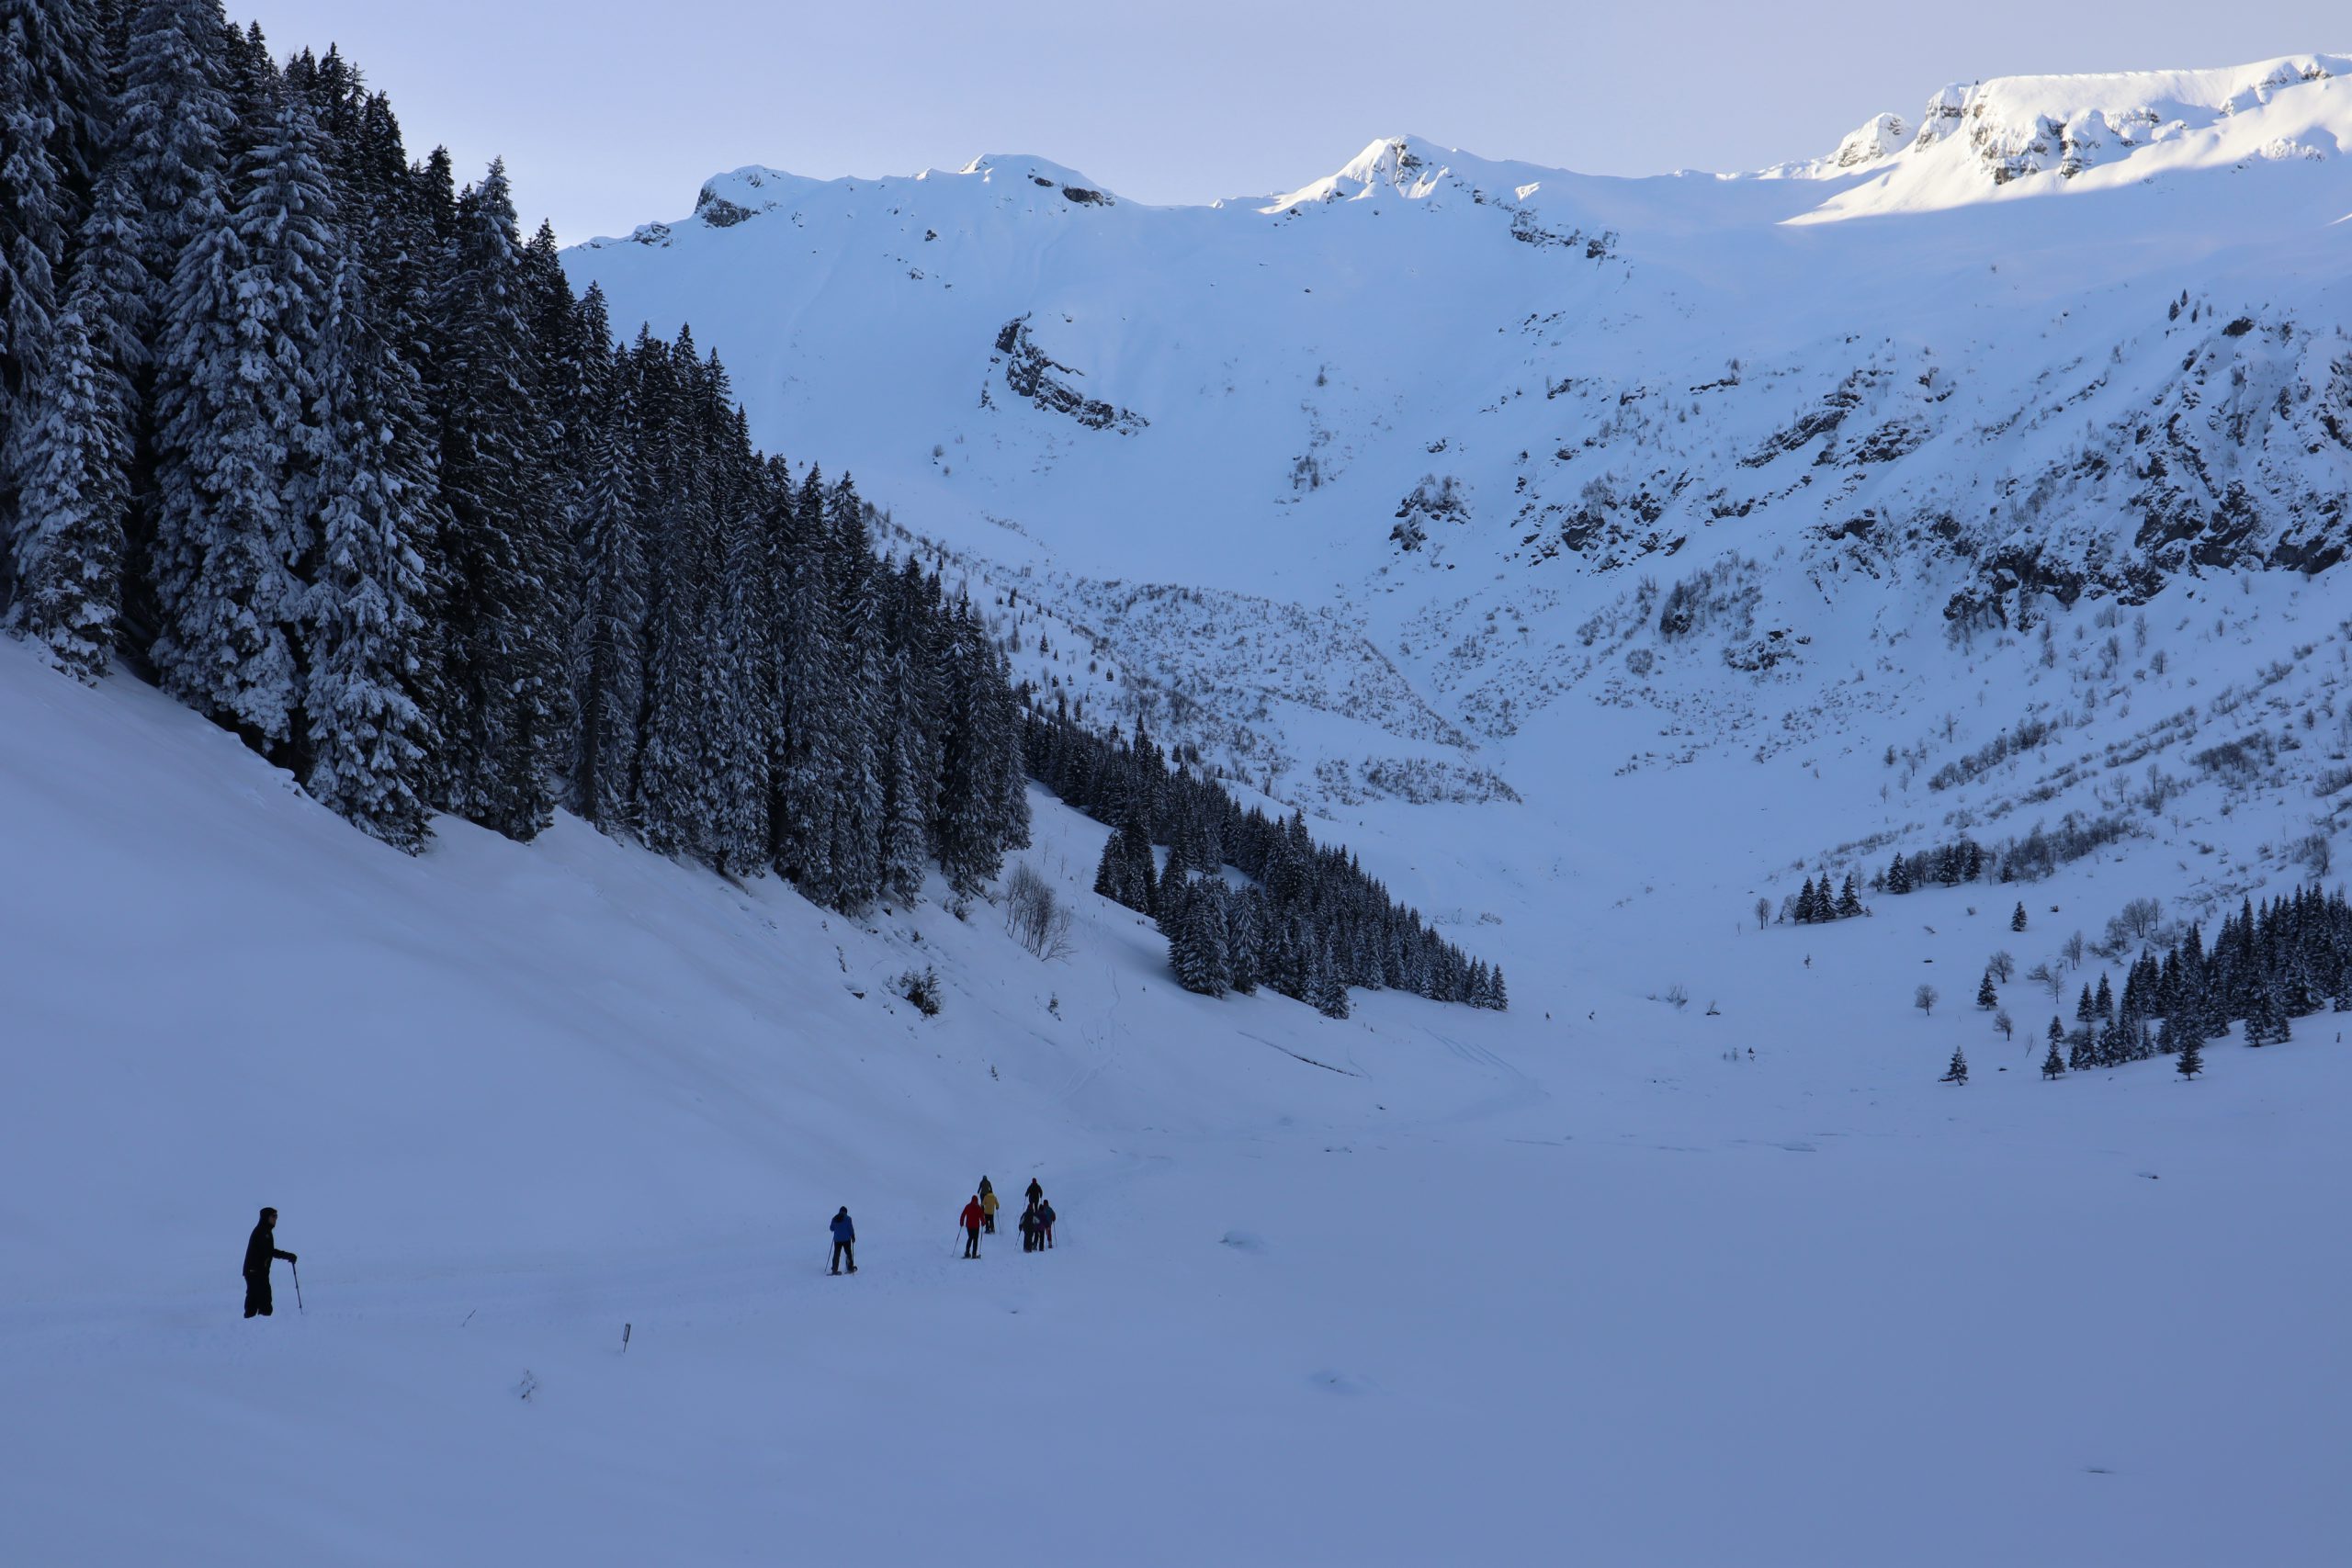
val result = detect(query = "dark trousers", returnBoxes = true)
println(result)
[243,1272,272,1317]
[964,1226,980,1258]
[983,1213,995,1234]
[831,1241,854,1273]
[1022,1228,1036,1252]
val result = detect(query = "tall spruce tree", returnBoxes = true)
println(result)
[430,158,559,838]
[770,461,836,891]
[823,475,885,908]
[568,297,642,833]
[7,296,124,676]
[301,249,435,849]
[150,95,337,750]
[1309,932,1351,1020]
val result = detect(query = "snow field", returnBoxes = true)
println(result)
[4,632,2346,1562]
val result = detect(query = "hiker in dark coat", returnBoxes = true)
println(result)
[829,1207,857,1275]
[242,1207,296,1318]
[1037,1198,1057,1249]
[1024,1177,1043,1205]
[1018,1201,1041,1253]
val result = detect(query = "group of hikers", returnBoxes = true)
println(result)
[241,1179,1066,1316]
[958,1176,1055,1258]
[826,1177,1060,1279]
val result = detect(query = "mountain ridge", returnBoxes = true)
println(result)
[592,51,2352,250]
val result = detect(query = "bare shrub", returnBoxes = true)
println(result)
[1004,863,1075,962]
[2294,829,2333,878]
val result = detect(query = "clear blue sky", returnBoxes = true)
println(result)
[254,1,2343,241]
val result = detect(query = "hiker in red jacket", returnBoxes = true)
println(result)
[960,1195,986,1258]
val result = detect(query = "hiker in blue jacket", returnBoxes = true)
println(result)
[829,1207,857,1275]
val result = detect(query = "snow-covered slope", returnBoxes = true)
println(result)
[4,606,2346,1564]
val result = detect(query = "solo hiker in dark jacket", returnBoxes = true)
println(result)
[1037,1199,1057,1249]
[242,1207,296,1318]
[1024,1178,1043,1205]
[1019,1201,1041,1253]
[829,1207,857,1275]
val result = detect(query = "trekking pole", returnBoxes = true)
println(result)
[291,1260,304,1314]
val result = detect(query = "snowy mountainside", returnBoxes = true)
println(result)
[570,56,2352,921]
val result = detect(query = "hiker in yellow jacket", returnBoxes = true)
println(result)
[979,1186,1001,1235]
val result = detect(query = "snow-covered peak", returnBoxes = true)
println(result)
[1795,53,2352,220]
[949,152,1121,205]
[1261,135,1564,213]
[1758,112,1910,179]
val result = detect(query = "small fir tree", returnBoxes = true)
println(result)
[1940,1046,1968,1085]
[2176,1031,2203,1081]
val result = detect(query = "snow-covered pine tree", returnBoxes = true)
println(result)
[2175,1030,2202,1080]
[770,461,837,894]
[0,0,108,536]
[877,555,942,906]
[1092,828,1128,907]
[1309,932,1350,1019]
[1940,1046,1968,1085]
[2012,901,2029,932]
[636,331,716,858]
[7,297,124,677]
[1168,877,1231,997]
[1795,875,1817,923]
[1227,886,1262,994]
[0,25,64,602]
[1837,873,1863,919]
[110,0,233,637]
[150,95,338,751]
[8,152,149,674]
[706,400,773,880]
[933,588,1018,895]
[300,248,435,850]
[1976,969,1998,1010]
[521,216,588,784]
[2041,1030,2065,1078]
[430,158,560,840]
[822,476,886,909]
[568,294,643,834]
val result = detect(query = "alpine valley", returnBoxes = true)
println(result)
[5,23,2348,1562]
